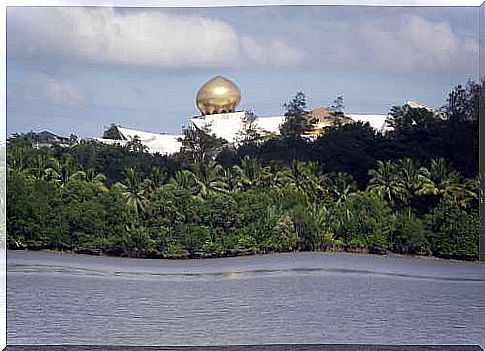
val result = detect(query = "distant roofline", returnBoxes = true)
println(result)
[28,129,68,138]
[190,111,388,119]
[10,129,70,142]
[115,125,183,137]
[191,109,246,119]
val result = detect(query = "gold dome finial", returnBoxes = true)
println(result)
[196,76,241,115]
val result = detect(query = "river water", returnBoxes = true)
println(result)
[6,251,485,346]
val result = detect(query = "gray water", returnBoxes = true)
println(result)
[7,251,485,346]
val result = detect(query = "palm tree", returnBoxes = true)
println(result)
[152,166,169,186]
[223,167,244,193]
[45,157,84,187]
[289,161,307,190]
[414,158,477,209]
[84,168,107,184]
[457,175,479,209]
[72,168,108,192]
[395,158,430,207]
[126,135,148,153]
[277,161,324,198]
[180,162,228,199]
[367,160,404,205]
[259,165,278,190]
[328,172,357,204]
[143,166,169,193]
[418,158,463,200]
[172,169,194,191]
[231,156,265,190]
[29,154,49,180]
[7,147,28,174]
[114,167,147,216]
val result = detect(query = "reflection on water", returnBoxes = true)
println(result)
[7,251,485,346]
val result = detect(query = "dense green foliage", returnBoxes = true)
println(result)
[6,80,481,260]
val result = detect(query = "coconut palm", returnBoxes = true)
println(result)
[7,147,28,174]
[289,160,309,190]
[144,166,170,193]
[458,175,479,209]
[114,167,148,216]
[29,154,49,180]
[223,167,245,193]
[126,135,148,153]
[152,166,169,186]
[231,156,265,190]
[72,168,108,192]
[367,160,405,205]
[172,169,194,191]
[260,165,279,190]
[45,157,84,186]
[418,158,463,199]
[416,158,478,209]
[277,161,324,198]
[395,158,431,206]
[183,161,229,198]
[328,172,357,204]
[84,168,107,184]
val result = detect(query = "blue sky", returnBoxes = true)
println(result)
[6,5,480,138]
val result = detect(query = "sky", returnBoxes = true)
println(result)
[6,5,481,138]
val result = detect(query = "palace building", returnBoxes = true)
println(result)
[97,75,392,155]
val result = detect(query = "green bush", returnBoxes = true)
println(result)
[427,201,478,260]
[234,234,258,254]
[290,205,321,251]
[271,214,298,252]
[389,212,430,255]
[164,242,189,259]
[200,240,226,257]
[174,224,212,255]
[331,193,394,252]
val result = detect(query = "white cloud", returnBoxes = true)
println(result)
[352,15,478,72]
[8,7,303,68]
[240,36,304,66]
[7,8,477,74]
[29,73,87,107]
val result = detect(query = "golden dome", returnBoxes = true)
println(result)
[196,76,241,115]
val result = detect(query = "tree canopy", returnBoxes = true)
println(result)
[6,80,481,261]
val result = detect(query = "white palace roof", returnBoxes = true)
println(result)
[191,112,390,144]
[348,114,390,132]
[95,126,183,155]
[190,112,284,144]
[97,113,390,155]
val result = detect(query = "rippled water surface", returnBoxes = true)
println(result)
[7,251,485,345]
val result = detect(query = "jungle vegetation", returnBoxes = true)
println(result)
[6,80,481,260]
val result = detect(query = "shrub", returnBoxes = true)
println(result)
[271,214,298,252]
[164,242,189,259]
[389,212,430,255]
[427,200,478,260]
[234,234,258,254]
[331,193,394,252]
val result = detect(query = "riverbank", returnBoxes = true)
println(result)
[7,245,482,263]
